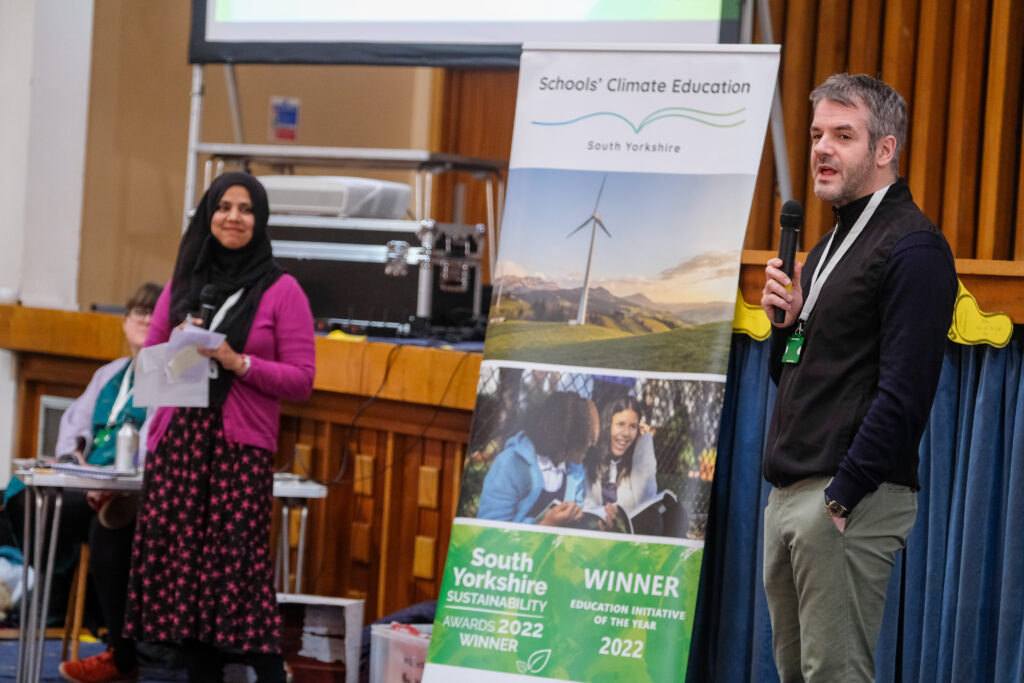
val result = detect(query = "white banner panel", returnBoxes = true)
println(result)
[510,44,780,175]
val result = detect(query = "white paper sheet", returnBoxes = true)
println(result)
[134,342,210,408]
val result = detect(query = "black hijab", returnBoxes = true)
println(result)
[169,171,283,406]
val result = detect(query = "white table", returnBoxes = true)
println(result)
[15,468,327,683]
[271,473,328,594]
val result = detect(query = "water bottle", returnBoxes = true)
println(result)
[115,418,139,474]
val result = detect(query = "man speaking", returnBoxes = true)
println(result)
[759,73,957,682]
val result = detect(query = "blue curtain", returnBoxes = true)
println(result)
[688,333,1024,683]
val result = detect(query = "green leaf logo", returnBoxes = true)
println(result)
[516,648,552,675]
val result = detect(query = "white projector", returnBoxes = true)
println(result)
[258,175,412,220]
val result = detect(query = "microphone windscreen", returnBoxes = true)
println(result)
[780,199,804,229]
[200,284,218,306]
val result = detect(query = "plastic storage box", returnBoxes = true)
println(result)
[370,623,434,683]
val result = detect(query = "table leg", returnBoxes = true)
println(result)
[280,505,291,593]
[34,493,63,682]
[23,491,50,683]
[16,487,34,683]
[295,504,308,595]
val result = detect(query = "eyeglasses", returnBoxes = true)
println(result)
[127,307,153,322]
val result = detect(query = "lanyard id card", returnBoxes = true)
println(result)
[781,322,805,364]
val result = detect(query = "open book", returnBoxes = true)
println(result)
[574,490,689,537]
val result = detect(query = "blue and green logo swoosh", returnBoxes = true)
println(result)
[532,107,745,133]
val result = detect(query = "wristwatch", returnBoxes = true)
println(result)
[824,492,849,519]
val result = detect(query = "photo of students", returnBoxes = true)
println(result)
[459,365,721,539]
[476,391,599,526]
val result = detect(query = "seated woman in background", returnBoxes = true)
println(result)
[2,281,162,683]
[584,396,658,519]
[476,391,599,526]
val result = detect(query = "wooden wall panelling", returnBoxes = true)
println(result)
[450,444,465,522]
[779,0,819,251]
[803,0,853,246]
[744,0,784,251]
[343,426,386,608]
[744,127,778,251]
[413,440,444,588]
[379,430,418,616]
[354,454,375,497]
[879,0,920,180]
[422,440,462,602]
[764,0,788,246]
[439,444,465,575]
[309,422,348,596]
[418,466,440,509]
[976,0,1024,259]
[941,0,992,258]
[406,434,435,606]
[370,429,394,619]
[413,536,436,580]
[435,69,518,281]
[1018,125,1024,261]
[847,0,884,75]
[907,2,955,225]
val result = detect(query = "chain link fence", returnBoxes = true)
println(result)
[458,365,725,540]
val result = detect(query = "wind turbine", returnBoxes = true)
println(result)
[567,174,611,325]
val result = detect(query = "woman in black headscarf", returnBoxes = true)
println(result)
[123,172,316,682]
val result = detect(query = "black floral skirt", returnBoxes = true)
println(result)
[124,407,281,654]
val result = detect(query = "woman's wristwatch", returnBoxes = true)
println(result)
[237,354,252,376]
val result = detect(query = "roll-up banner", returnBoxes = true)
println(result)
[425,43,780,683]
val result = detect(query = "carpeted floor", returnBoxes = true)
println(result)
[0,638,190,682]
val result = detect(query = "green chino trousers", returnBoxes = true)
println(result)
[763,475,917,683]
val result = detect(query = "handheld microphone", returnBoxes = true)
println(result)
[775,200,804,324]
[198,284,219,329]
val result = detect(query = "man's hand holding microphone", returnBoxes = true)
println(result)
[761,200,805,327]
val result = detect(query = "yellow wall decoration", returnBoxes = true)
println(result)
[732,288,772,341]
[732,281,1013,348]
[947,279,1013,348]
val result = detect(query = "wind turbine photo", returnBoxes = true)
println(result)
[567,173,611,325]
[484,168,749,374]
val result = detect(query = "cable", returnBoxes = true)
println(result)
[322,343,404,486]
[276,344,474,491]
[274,343,403,485]
[339,349,474,486]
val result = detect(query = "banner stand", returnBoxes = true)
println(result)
[425,42,780,683]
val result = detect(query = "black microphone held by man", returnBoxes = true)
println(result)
[774,199,803,324]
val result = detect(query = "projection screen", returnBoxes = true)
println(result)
[190,0,743,67]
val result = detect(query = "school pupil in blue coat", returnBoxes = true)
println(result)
[477,391,599,526]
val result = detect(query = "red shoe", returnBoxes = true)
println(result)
[59,650,138,683]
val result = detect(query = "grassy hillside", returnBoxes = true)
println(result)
[484,320,633,357]
[484,320,733,374]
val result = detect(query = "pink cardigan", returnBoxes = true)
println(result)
[144,274,316,453]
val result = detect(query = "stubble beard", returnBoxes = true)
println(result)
[813,151,876,207]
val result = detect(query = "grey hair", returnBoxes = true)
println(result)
[810,73,907,173]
